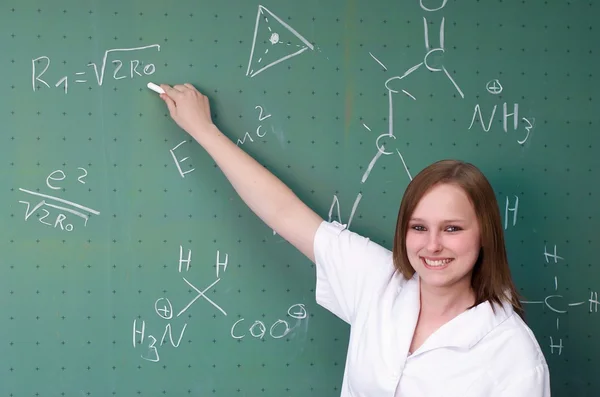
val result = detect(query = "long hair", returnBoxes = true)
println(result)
[392,159,524,318]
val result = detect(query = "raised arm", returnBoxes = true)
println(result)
[159,83,323,263]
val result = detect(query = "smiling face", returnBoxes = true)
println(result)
[393,160,524,317]
[405,183,481,292]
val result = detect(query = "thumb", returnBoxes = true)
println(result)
[160,94,177,118]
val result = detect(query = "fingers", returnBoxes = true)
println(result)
[160,84,180,99]
[160,94,177,116]
[160,83,201,95]
[159,83,205,107]
[173,84,188,92]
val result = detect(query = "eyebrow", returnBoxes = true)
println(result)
[409,218,466,223]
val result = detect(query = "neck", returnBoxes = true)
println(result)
[418,278,475,318]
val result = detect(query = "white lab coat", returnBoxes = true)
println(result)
[313,221,551,397]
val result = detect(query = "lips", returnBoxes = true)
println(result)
[421,257,453,269]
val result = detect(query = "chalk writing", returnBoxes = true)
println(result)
[328,194,362,230]
[230,303,308,340]
[46,167,88,189]
[133,319,187,363]
[385,0,464,99]
[246,5,314,77]
[486,79,503,95]
[504,195,519,230]
[177,246,228,317]
[18,167,99,231]
[360,0,464,188]
[369,52,387,71]
[215,250,228,278]
[32,44,160,93]
[521,245,598,355]
[549,336,564,356]
[468,80,535,145]
[237,105,274,146]
[544,244,564,263]
[133,247,229,363]
[169,140,195,178]
[329,2,467,232]
[178,277,226,317]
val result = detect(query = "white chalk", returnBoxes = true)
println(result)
[147,82,165,94]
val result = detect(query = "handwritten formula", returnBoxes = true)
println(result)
[18,167,100,232]
[32,44,160,94]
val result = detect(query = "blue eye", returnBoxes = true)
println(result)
[411,225,426,231]
[446,226,462,232]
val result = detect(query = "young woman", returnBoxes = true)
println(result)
[157,83,551,397]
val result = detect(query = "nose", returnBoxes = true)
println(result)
[426,231,443,252]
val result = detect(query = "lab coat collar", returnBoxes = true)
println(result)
[392,273,422,359]
[405,274,515,357]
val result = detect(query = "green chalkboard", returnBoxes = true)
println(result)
[1,0,598,396]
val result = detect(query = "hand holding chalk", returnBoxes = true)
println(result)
[156,83,215,139]
[147,82,165,94]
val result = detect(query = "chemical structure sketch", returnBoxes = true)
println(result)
[329,1,466,232]
[246,5,314,78]
[521,276,595,326]
[468,79,535,145]
[360,47,417,187]
[176,246,229,317]
[132,246,229,363]
[360,0,465,188]
[384,0,465,100]
[520,244,599,355]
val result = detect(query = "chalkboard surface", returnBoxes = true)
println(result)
[1,0,598,396]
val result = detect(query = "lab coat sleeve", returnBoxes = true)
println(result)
[313,221,395,325]
[497,363,551,397]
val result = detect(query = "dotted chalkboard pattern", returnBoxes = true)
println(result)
[1,0,598,396]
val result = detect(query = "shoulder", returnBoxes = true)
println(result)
[314,220,393,265]
[313,221,401,323]
[482,307,550,391]
[497,311,547,362]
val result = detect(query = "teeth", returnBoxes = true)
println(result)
[424,258,452,267]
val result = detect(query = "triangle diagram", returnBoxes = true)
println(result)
[246,5,314,78]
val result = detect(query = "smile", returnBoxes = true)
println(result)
[421,257,453,269]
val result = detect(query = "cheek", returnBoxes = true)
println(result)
[447,233,480,257]
[404,232,422,255]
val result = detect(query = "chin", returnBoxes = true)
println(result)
[419,273,455,288]
[420,269,474,289]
